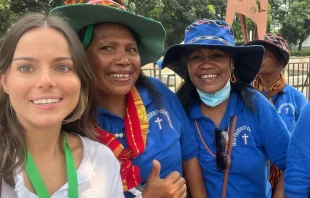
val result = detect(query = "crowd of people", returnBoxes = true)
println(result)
[0,0,308,197]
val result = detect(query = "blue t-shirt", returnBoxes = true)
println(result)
[284,102,310,198]
[97,77,198,196]
[189,91,290,198]
[272,84,307,132]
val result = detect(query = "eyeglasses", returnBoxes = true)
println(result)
[214,128,229,171]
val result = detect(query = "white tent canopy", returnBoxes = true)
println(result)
[301,34,310,50]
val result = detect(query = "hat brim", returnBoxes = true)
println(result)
[162,44,265,84]
[50,4,166,66]
[245,40,290,65]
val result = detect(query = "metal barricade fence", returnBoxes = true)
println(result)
[285,57,310,100]
[142,63,182,93]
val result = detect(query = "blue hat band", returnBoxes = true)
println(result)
[186,36,234,46]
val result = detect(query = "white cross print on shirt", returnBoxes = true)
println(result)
[155,117,163,130]
[285,107,289,114]
[242,134,249,145]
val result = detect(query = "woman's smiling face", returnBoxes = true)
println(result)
[86,22,141,97]
[187,48,233,94]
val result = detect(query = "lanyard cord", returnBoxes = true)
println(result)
[25,132,78,198]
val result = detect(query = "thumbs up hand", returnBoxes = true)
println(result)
[142,160,187,198]
[147,159,161,181]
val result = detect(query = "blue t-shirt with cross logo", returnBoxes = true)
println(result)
[97,77,198,197]
[189,91,290,198]
[272,84,307,132]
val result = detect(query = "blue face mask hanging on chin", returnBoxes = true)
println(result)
[197,80,231,107]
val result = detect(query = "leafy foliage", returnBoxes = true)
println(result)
[0,0,63,40]
[1,0,310,51]
[281,0,310,49]
[291,50,310,56]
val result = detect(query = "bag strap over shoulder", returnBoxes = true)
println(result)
[221,115,237,198]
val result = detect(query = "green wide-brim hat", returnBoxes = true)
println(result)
[50,1,166,66]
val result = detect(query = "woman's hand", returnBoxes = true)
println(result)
[142,160,187,198]
[273,173,285,198]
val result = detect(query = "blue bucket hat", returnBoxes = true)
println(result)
[161,19,265,84]
[156,60,163,69]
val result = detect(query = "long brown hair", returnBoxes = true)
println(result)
[0,13,97,186]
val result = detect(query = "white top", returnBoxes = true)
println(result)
[2,136,124,198]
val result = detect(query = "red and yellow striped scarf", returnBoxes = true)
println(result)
[96,87,148,191]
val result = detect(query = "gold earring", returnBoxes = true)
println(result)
[10,103,14,118]
[231,73,236,83]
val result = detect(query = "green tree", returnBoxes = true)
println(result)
[9,0,63,14]
[125,0,218,47]
[281,0,310,50]
[124,0,275,47]
[0,0,15,40]
[269,0,288,32]
[209,0,227,19]
[0,0,64,39]
[3,0,306,50]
